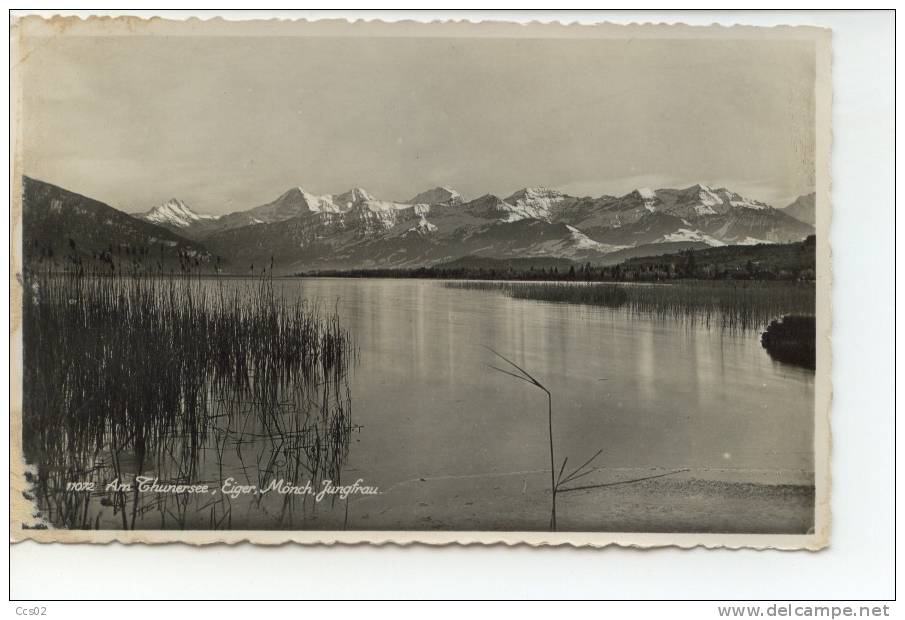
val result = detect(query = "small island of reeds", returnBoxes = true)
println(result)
[760,315,817,370]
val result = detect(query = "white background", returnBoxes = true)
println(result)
[6,9,897,604]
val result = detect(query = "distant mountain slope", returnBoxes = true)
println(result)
[502,187,578,221]
[695,208,814,244]
[593,241,710,266]
[202,203,621,273]
[782,193,816,226]
[406,186,463,206]
[623,235,816,276]
[438,255,575,272]
[309,238,816,281]
[22,177,213,272]
[194,183,814,273]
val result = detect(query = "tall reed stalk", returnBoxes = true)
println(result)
[487,348,690,531]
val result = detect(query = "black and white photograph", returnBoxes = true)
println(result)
[10,16,832,548]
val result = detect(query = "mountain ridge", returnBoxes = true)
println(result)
[22,177,214,272]
[21,176,815,274]
[196,184,813,273]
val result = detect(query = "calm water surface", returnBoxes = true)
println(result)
[27,277,814,531]
[303,278,814,478]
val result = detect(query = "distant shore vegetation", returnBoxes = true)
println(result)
[296,236,817,284]
[446,280,815,333]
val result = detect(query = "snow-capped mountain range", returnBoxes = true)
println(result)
[11,178,803,273]
[127,182,812,272]
[19,172,816,275]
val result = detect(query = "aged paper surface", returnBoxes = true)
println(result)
[10,15,832,548]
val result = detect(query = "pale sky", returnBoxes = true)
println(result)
[20,34,816,214]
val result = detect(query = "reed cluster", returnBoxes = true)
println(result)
[22,266,356,529]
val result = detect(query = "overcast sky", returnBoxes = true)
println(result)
[20,34,816,214]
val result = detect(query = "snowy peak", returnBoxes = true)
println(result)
[684,184,770,211]
[245,186,410,221]
[272,187,307,206]
[287,187,347,214]
[277,187,304,200]
[334,187,373,208]
[261,187,328,216]
[623,188,659,213]
[338,188,416,214]
[407,186,463,206]
[140,198,218,228]
[635,184,774,217]
[505,187,566,204]
[465,194,507,210]
[503,187,571,221]
[684,184,727,214]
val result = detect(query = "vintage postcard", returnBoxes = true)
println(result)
[10,15,832,548]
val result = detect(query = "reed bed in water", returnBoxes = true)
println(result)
[22,266,356,529]
[446,280,815,330]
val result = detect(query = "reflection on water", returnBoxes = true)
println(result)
[23,277,815,532]
[26,376,354,530]
[305,278,813,481]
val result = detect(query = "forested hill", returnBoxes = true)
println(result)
[620,235,816,280]
[299,237,816,282]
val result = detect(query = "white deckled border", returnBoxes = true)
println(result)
[8,15,833,550]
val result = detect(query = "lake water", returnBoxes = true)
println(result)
[25,277,815,532]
